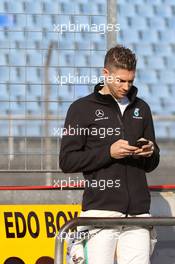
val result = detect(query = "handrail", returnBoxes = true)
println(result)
[54,216,175,264]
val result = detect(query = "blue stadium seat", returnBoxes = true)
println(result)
[9,50,26,66]
[119,30,139,43]
[26,121,41,137]
[0,84,8,100]
[10,67,25,83]
[135,44,153,55]
[170,85,175,97]
[146,57,165,69]
[136,5,154,17]
[165,57,175,69]
[119,4,136,17]
[0,53,7,65]
[137,57,145,69]
[58,85,74,100]
[6,1,23,13]
[159,30,175,44]
[26,84,42,100]
[154,121,169,139]
[150,84,171,99]
[148,17,165,29]
[154,5,172,17]
[25,1,42,14]
[140,30,158,43]
[153,44,172,56]
[10,101,25,115]
[161,98,175,114]
[135,83,151,99]
[138,70,157,84]
[26,51,42,66]
[130,17,147,30]
[74,84,89,98]
[9,84,25,100]
[26,101,41,114]
[169,123,175,139]
[26,68,41,84]
[118,16,128,29]
[159,70,175,84]
[0,67,9,82]
[43,1,60,14]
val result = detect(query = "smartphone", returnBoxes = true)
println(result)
[136,140,149,148]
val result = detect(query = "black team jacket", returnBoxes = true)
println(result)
[59,82,160,215]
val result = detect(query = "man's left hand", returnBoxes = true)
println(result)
[133,138,154,158]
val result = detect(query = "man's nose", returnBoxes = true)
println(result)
[123,82,130,91]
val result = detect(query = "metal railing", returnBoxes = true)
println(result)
[54,216,175,264]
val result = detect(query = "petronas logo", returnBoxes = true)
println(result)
[134,108,140,117]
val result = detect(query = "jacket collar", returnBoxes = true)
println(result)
[94,82,138,105]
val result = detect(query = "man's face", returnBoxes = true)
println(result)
[103,67,135,99]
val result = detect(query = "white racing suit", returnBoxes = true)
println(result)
[67,210,157,264]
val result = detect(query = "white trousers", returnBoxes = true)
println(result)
[77,210,155,264]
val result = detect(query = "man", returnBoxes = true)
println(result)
[59,45,160,264]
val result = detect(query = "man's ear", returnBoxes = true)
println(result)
[102,67,109,77]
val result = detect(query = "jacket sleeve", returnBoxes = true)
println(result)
[59,102,113,173]
[142,104,160,172]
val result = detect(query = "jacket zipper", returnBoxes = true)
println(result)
[113,102,131,214]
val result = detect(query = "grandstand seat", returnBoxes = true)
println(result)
[165,56,175,69]
[74,84,89,98]
[26,101,41,114]
[58,84,74,100]
[0,67,9,82]
[153,44,172,56]
[26,121,41,137]
[118,16,128,30]
[140,30,158,44]
[43,1,60,14]
[9,50,26,66]
[137,57,145,69]
[129,17,147,30]
[26,68,41,84]
[150,84,171,99]
[13,14,26,30]
[119,30,139,43]
[26,84,42,100]
[119,4,136,17]
[138,70,157,84]
[154,5,172,17]
[9,101,25,115]
[9,84,26,100]
[135,83,151,99]
[161,98,175,114]
[136,4,154,17]
[154,121,169,139]
[148,17,165,30]
[6,1,23,13]
[159,30,175,44]
[146,57,165,70]
[10,67,25,83]
[0,122,9,137]
[26,51,43,66]
[135,44,153,55]
[159,70,175,84]
[24,1,42,14]
[0,84,8,100]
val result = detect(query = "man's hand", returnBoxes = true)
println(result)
[110,139,139,159]
[133,138,154,158]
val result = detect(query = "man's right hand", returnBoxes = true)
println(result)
[110,139,139,159]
